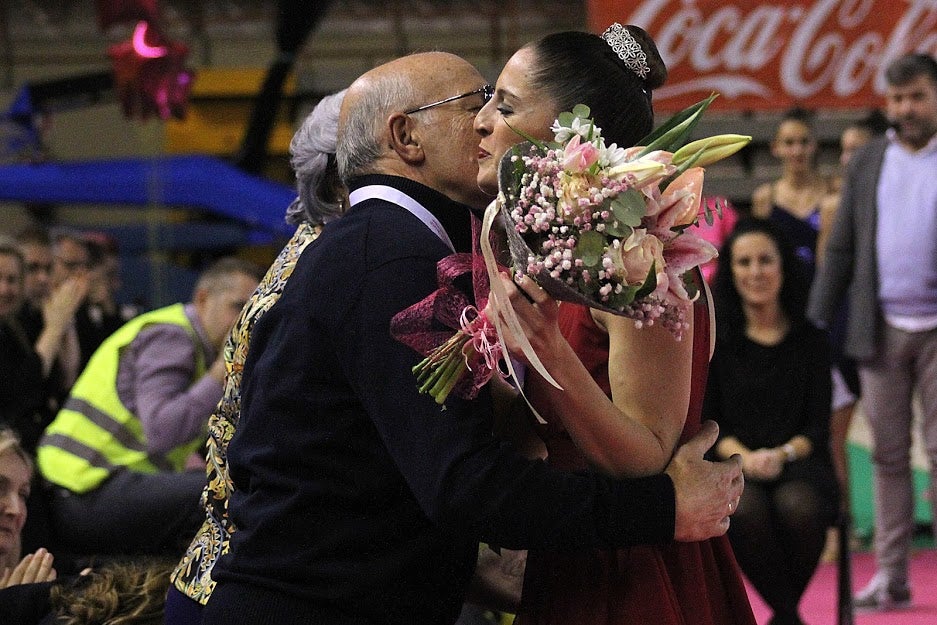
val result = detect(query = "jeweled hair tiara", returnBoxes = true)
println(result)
[601,23,650,80]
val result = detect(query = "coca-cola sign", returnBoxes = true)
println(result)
[588,0,937,110]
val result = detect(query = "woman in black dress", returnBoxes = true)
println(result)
[703,218,839,625]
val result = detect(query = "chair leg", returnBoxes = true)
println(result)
[837,512,854,625]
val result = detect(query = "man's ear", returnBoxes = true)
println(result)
[387,112,425,165]
[192,286,209,311]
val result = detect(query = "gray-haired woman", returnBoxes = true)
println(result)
[165,89,347,625]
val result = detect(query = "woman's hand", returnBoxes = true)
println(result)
[741,448,785,481]
[35,273,91,375]
[0,548,57,588]
[42,274,90,332]
[206,352,228,384]
[485,272,562,365]
[488,271,692,478]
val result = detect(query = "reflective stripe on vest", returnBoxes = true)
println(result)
[37,303,207,493]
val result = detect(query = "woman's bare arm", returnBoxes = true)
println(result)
[492,273,692,478]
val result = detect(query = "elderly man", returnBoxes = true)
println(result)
[203,52,742,625]
[36,257,261,557]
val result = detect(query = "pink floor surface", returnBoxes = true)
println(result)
[745,549,937,625]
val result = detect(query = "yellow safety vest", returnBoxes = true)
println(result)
[37,303,207,494]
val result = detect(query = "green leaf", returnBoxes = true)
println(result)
[703,196,724,227]
[576,230,605,267]
[658,149,703,194]
[577,276,599,299]
[571,104,591,119]
[635,94,718,156]
[611,189,646,227]
[557,111,574,127]
[504,119,546,150]
[609,283,641,308]
[604,221,633,238]
[683,271,699,300]
[509,143,531,181]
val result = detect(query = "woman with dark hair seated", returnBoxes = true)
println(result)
[703,218,839,625]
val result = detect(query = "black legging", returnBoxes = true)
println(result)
[728,478,835,625]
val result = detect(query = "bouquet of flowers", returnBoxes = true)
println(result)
[497,98,749,339]
[391,250,504,404]
[396,96,750,404]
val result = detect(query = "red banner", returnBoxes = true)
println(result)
[587,0,937,111]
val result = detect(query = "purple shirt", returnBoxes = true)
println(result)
[876,131,937,324]
[116,303,222,456]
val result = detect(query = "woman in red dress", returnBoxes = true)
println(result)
[476,25,756,625]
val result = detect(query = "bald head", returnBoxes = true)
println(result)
[337,52,492,209]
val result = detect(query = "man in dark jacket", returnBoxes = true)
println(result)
[203,51,743,625]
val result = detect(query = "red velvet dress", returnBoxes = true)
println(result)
[519,285,756,625]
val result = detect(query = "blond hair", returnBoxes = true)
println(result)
[50,559,175,625]
[0,428,33,477]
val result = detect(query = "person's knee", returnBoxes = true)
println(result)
[774,482,832,528]
[871,450,914,473]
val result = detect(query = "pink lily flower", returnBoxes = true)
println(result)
[656,168,704,229]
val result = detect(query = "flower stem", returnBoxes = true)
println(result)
[415,333,470,399]
[430,353,468,404]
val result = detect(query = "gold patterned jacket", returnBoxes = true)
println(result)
[170,222,320,604]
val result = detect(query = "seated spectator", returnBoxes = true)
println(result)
[703,218,839,625]
[0,427,57,589]
[0,239,60,558]
[1,429,170,625]
[13,225,54,339]
[0,238,48,453]
[75,232,141,369]
[45,230,93,391]
[35,257,262,557]
[14,226,88,441]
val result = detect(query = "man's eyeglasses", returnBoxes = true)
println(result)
[404,84,493,115]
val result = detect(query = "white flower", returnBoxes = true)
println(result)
[552,116,602,144]
[598,142,628,169]
[605,159,668,186]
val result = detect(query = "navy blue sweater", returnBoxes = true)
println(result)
[206,175,675,625]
